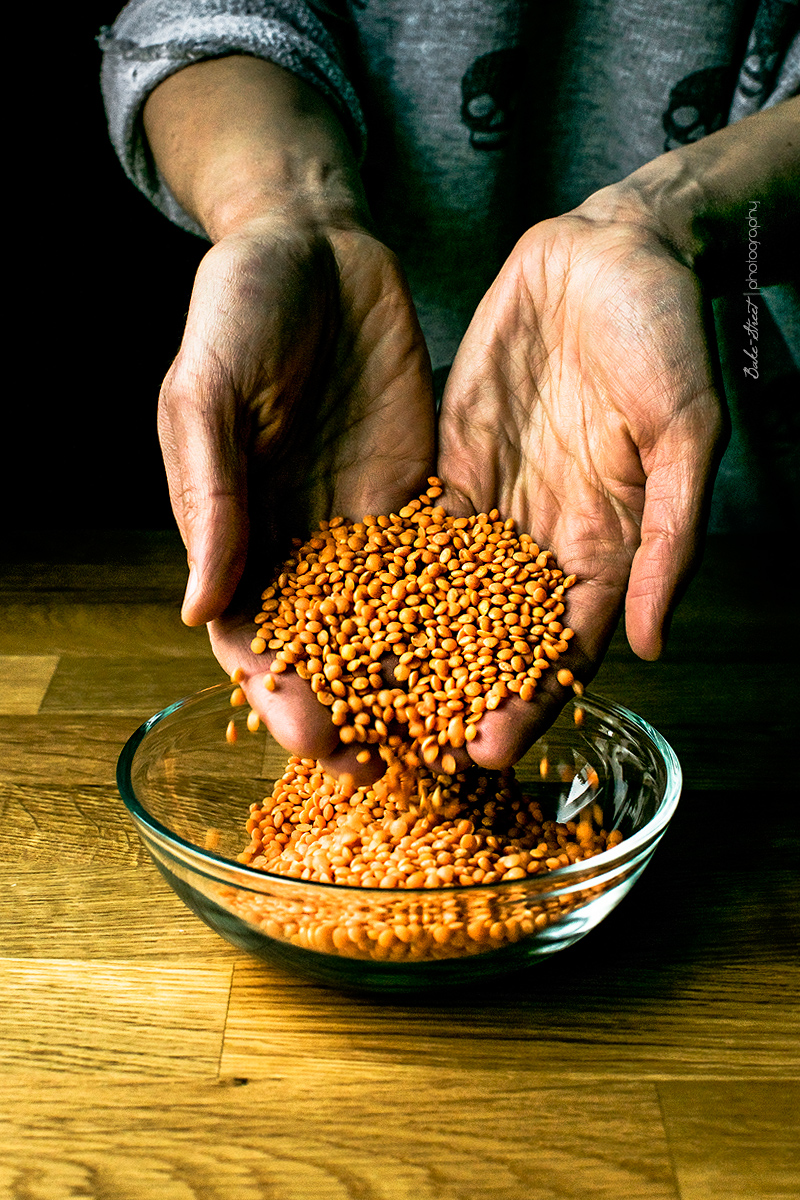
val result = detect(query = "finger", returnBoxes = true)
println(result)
[215,621,401,771]
[244,669,404,783]
[625,512,703,662]
[625,396,724,660]
[243,669,341,761]
[436,395,496,522]
[209,616,339,759]
[316,742,386,788]
[181,494,250,627]
[158,363,250,627]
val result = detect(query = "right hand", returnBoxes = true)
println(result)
[158,215,435,764]
[436,199,725,768]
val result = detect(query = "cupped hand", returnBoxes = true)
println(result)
[157,216,435,767]
[437,196,726,768]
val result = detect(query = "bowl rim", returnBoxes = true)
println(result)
[117,684,682,895]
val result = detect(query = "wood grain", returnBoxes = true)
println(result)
[0,601,212,657]
[0,782,145,865]
[659,1080,800,1200]
[0,654,60,714]
[0,865,239,961]
[589,658,794,789]
[40,655,225,715]
[0,1075,679,1200]
[0,529,190,598]
[0,716,153,783]
[219,959,800,1084]
[1,531,797,1200]
[0,959,233,1077]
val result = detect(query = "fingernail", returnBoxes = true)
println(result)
[182,563,198,622]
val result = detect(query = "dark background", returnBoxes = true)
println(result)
[8,8,797,539]
[9,6,206,533]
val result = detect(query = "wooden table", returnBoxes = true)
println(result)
[2,531,798,1200]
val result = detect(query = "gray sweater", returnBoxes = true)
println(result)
[100,0,800,528]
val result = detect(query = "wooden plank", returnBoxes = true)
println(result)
[218,957,800,1084]
[0,601,213,657]
[4,778,795,1018]
[0,960,233,1078]
[215,786,799,1084]
[39,655,225,715]
[588,658,793,790]
[0,531,794,1200]
[0,1075,678,1200]
[0,777,238,960]
[592,658,792,725]
[0,716,152,783]
[581,536,794,792]
[599,536,794,667]
[1,865,241,961]
[0,529,189,597]
[0,781,146,866]
[0,654,60,714]
[658,1080,800,1200]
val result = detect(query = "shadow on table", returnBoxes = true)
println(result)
[356,787,800,1012]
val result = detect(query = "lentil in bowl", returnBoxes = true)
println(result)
[117,682,681,992]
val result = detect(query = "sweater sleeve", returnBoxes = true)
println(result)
[99,0,366,238]
[728,1,799,123]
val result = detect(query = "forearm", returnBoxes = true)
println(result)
[142,55,368,241]
[577,98,800,293]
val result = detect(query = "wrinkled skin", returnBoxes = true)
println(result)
[161,208,724,777]
[144,63,793,779]
[437,210,725,766]
[157,217,435,770]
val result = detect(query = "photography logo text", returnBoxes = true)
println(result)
[743,201,760,380]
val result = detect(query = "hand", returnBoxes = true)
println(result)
[437,195,725,767]
[158,216,435,764]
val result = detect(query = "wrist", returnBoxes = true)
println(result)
[574,98,800,294]
[572,156,704,271]
[189,154,368,243]
[143,55,369,243]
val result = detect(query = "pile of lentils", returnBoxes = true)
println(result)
[232,477,618,896]
[242,478,579,766]
[238,756,622,889]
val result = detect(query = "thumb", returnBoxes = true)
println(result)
[625,430,720,660]
[180,491,249,626]
[158,367,250,627]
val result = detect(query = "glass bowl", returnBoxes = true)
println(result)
[117,683,681,992]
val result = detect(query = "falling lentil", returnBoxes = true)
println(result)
[247,477,583,804]
[238,755,619,888]
[220,752,624,963]
[218,481,624,963]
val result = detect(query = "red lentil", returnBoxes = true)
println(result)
[238,756,619,889]
[220,757,623,963]
[248,478,582,804]
[218,482,622,962]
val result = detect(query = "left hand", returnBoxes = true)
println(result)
[437,193,726,767]
[193,223,436,769]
